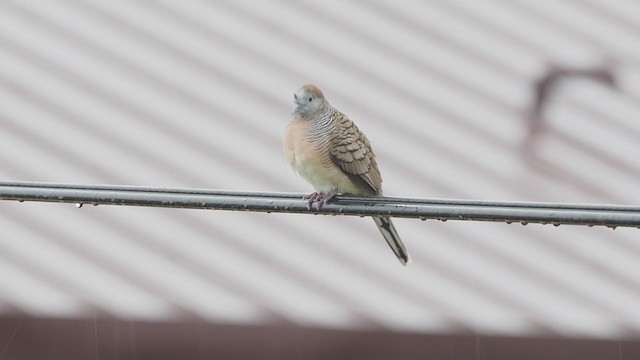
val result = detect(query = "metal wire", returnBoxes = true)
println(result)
[0,181,639,228]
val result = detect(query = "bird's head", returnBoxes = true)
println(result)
[292,84,328,117]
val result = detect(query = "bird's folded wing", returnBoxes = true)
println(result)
[329,112,382,196]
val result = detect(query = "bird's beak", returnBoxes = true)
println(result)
[292,93,304,114]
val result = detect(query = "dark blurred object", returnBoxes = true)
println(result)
[1,317,639,360]
[525,65,617,150]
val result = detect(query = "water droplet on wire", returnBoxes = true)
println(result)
[75,203,83,208]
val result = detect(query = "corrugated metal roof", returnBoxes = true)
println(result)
[0,0,639,338]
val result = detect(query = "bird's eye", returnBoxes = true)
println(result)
[308,97,313,102]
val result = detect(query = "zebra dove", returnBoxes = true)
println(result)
[283,84,410,265]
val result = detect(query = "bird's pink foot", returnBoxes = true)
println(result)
[303,192,320,210]
[315,189,338,210]
[303,190,338,210]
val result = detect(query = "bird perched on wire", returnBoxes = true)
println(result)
[283,84,410,265]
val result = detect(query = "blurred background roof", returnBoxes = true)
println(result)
[1,0,640,351]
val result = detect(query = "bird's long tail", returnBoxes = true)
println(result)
[372,216,411,266]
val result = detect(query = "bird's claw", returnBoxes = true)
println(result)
[303,192,319,210]
[304,190,337,210]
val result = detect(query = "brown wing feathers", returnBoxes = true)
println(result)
[329,112,382,196]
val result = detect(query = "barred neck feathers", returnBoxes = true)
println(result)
[306,107,336,143]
